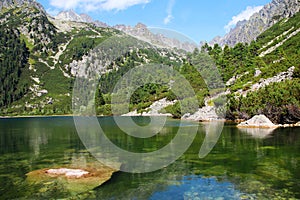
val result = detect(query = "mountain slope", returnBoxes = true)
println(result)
[206,11,300,124]
[0,2,191,116]
[211,0,300,47]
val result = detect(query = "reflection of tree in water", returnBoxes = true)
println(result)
[29,126,49,157]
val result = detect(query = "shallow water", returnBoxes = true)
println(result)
[0,117,299,199]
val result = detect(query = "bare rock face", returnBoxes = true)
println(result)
[184,106,220,122]
[55,10,83,22]
[237,114,278,128]
[55,10,109,27]
[122,98,176,116]
[211,0,300,47]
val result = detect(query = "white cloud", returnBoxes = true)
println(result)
[164,14,173,24]
[49,0,150,12]
[163,0,175,24]
[225,6,263,33]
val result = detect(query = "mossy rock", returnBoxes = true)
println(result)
[26,162,120,195]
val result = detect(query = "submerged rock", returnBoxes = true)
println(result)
[26,162,119,195]
[45,168,89,178]
[237,115,278,128]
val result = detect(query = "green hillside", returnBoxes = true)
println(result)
[201,12,300,123]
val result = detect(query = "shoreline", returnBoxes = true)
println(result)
[1,115,299,128]
[0,114,75,119]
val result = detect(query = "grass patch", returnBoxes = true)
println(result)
[20,34,34,51]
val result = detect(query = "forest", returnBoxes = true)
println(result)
[0,25,30,108]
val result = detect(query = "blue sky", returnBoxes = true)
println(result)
[38,0,271,43]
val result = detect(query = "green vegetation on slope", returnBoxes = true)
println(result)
[226,79,300,124]
[0,25,30,108]
[199,12,300,123]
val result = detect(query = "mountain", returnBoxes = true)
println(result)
[55,10,109,27]
[113,23,198,52]
[55,10,197,52]
[210,0,300,47]
[0,0,299,124]
[0,1,187,116]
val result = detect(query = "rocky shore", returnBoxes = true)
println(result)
[182,105,221,121]
[237,114,300,129]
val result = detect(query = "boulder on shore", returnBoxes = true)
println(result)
[237,115,278,128]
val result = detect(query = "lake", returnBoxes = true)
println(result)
[0,117,299,199]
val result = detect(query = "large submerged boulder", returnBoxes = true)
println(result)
[237,114,278,128]
[26,162,120,195]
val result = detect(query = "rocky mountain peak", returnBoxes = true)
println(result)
[210,0,300,47]
[55,10,82,22]
[79,13,94,23]
[54,10,108,28]
[135,23,147,29]
[113,23,198,52]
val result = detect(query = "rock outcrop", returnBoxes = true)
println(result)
[236,66,295,97]
[211,0,300,47]
[237,114,278,128]
[123,98,175,117]
[183,106,220,121]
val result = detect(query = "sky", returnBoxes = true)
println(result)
[38,0,272,43]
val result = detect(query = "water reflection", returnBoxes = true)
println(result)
[198,121,224,158]
[29,127,48,156]
[238,127,276,139]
